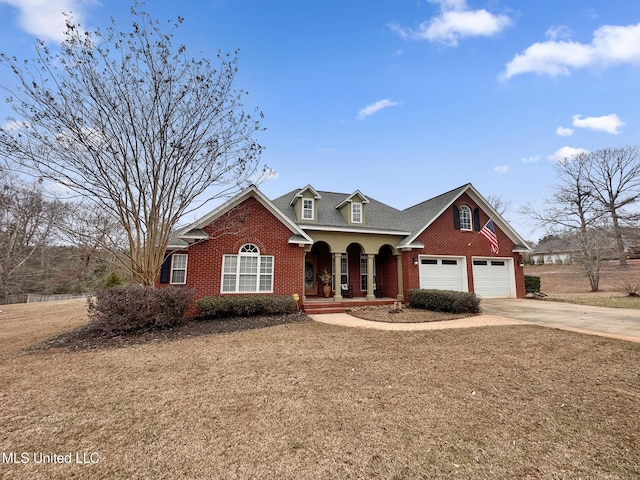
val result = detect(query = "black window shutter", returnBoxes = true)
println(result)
[159,255,171,283]
[453,206,460,230]
[473,208,481,231]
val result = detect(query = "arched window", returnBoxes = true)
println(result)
[459,205,472,230]
[222,244,274,293]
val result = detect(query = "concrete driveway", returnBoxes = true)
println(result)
[482,298,640,343]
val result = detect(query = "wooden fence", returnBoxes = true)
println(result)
[0,293,89,305]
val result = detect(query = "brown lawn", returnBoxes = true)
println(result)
[525,259,640,309]
[1,300,639,479]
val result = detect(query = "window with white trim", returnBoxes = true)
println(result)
[360,256,367,291]
[221,244,274,293]
[302,198,314,220]
[459,205,472,230]
[170,254,187,284]
[360,256,377,291]
[340,255,348,288]
[351,202,362,223]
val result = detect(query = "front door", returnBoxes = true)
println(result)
[304,255,317,296]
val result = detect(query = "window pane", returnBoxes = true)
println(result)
[352,203,362,222]
[260,256,273,274]
[442,259,458,265]
[223,255,237,273]
[238,275,256,291]
[302,199,313,219]
[421,259,437,265]
[222,274,236,292]
[240,244,259,253]
[259,275,272,291]
[459,206,472,230]
[171,271,185,284]
[172,254,187,269]
[240,256,258,273]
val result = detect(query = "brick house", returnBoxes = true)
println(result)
[158,183,531,311]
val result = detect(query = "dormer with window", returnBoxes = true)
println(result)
[336,190,369,226]
[289,184,321,223]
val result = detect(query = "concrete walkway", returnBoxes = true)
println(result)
[309,313,525,331]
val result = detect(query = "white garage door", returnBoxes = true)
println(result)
[472,258,513,298]
[419,257,466,292]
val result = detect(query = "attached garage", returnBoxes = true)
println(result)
[419,256,467,292]
[472,258,515,298]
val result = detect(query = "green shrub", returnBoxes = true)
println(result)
[103,272,123,288]
[87,286,194,332]
[524,275,541,294]
[407,289,481,314]
[196,295,296,319]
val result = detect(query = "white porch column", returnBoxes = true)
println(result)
[395,254,404,301]
[366,254,376,300]
[333,253,343,302]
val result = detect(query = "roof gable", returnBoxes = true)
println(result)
[179,185,313,245]
[335,190,370,209]
[398,183,531,250]
[289,184,321,205]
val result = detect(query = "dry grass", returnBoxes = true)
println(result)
[347,305,474,323]
[525,259,640,309]
[1,300,639,479]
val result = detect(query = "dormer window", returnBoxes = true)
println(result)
[351,202,362,223]
[459,205,472,230]
[302,198,314,220]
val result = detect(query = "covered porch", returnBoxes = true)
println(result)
[302,234,405,305]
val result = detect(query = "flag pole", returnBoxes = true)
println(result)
[468,218,492,247]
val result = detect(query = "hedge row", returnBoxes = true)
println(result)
[87,286,194,332]
[525,275,541,294]
[407,289,481,314]
[196,295,297,319]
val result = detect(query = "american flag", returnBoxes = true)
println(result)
[480,219,499,254]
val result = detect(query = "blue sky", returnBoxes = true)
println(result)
[1,1,639,241]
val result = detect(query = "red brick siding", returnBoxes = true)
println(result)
[402,193,526,298]
[159,196,304,302]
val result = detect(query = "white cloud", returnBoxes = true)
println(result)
[547,146,590,163]
[521,155,540,163]
[556,126,575,137]
[389,0,511,47]
[0,0,86,43]
[1,120,30,131]
[357,99,399,120]
[493,165,509,174]
[545,25,572,41]
[572,113,624,134]
[502,22,640,80]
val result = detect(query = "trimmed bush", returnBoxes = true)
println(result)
[87,286,194,332]
[524,275,541,294]
[407,289,481,314]
[196,295,296,319]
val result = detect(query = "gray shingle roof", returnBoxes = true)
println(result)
[271,183,471,241]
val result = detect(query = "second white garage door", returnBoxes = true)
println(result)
[419,256,467,292]
[472,258,514,298]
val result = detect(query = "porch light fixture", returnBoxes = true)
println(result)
[413,255,418,266]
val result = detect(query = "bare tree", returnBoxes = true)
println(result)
[486,194,512,218]
[583,146,640,267]
[524,153,611,291]
[0,177,66,299]
[0,5,266,286]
